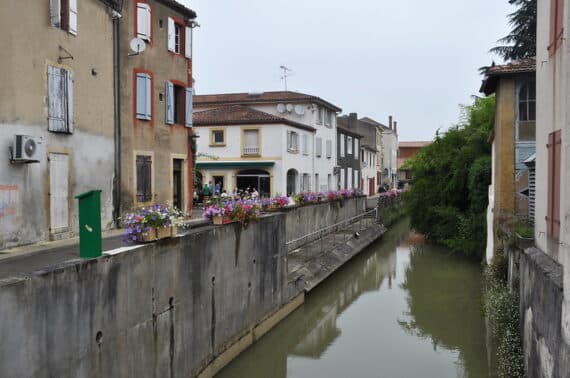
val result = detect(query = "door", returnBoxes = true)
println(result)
[369,178,375,196]
[213,176,224,195]
[49,153,69,234]
[173,159,183,210]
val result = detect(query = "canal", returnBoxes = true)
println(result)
[217,218,492,378]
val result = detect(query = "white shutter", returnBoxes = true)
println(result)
[348,167,353,189]
[340,134,345,157]
[326,140,332,158]
[145,75,152,119]
[316,137,322,157]
[184,26,192,59]
[66,70,73,132]
[185,87,193,127]
[287,131,292,151]
[136,73,151,120]
[137,3,151,41]
[49,153,69,233]
[167,17,175,52]
[50,0,61,27]
[355,139,359,159]
[68,0,78,35]
[165,81,174,124]
[48,66,67,132]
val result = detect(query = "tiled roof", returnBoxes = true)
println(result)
[480,58,535,95]
[194,91,342,112]
[399,141,432,148]
[159,0,197,18]
[192,105,316,132]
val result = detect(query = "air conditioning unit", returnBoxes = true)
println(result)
[12,135,41,163]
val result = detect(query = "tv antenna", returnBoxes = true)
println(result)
[280,65,293,91]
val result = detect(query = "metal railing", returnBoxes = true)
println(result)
[286,208,378,251]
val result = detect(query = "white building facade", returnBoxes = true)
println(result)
[361,146,378,196]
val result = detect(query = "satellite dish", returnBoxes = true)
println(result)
[286,104,294,112]
[277,103,286,113]
[129,38,146,54]
[294,105,305,115]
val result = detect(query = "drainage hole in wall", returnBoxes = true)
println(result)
[253,259,256,264]
[96,331,103,345]
[169,297,174,307]
[248,282,252,288]
[211,276,215,283]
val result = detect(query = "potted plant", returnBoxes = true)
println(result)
[123,204,181,243]
[203,204,227,225]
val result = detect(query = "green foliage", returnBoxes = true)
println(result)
[514,222,534,238]
[405,96,495,258]
[490,0,536,60]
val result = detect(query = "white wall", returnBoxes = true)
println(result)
[361,149,377,196]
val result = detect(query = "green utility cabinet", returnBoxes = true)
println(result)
[75,190,102,259]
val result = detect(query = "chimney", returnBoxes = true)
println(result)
[389,115,393,130]
[393,121,398,136]
[349,112,357,128]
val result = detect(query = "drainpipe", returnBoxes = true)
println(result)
[112,9,122,227]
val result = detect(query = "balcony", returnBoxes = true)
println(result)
[242,146,260,156]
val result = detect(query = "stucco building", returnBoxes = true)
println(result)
[0,0,121,249]
[119,0,196,214]
[360,116,399,189]
[336,122,362,191]
[193,91,341,196]
[397,141,431,187]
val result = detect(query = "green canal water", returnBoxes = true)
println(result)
[217,218,491,378]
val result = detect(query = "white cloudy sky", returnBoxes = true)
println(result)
[180,0,514,141]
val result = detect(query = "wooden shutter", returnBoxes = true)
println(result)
[49,153,70,233]
[326,140,332,158]
[316,137,322,157]
[136,73,151,120]
[136,3,151,41]
[556,0,565,50]
[66,70,73,132]
[136,155,152,202]
[50,0,61,27]
[167,17,175,52]
[547,130,562,238]
[185,26,192,59]
[165,81,174,124]
[185,87,193,127]
[68,0,77,34]
[48,66,68,132]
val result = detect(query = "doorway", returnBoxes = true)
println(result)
[172,159,183,210]
[286,169,298,196]
[236,170,270,197]
[49,153,69,235]
[212,176,224,195]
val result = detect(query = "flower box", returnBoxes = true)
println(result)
[156,226,172,240]
[137,226,174,242]
[213,215,224,225]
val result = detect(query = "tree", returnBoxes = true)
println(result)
[404,96,495,258]
[490,0,536,60]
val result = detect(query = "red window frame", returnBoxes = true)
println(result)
[133,68,154,128]
[169,79,188,127]
[169,16,186,58]
[134,0,153,45]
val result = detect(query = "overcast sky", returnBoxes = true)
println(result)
[180,0,514,141]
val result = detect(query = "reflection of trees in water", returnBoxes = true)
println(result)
[398,245,489,378]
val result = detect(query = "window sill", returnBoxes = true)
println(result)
[242,154,261,158]
[209,144,226,147]
[287,149,299,154]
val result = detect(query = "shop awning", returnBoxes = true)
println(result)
[196,161,275,169]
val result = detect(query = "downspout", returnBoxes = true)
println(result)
[112,9,122,227]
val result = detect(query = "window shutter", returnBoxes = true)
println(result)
[165,81,174,124]
[68,0,78,35]
[48,66,67,132]
[556,0,565,49]
[550,0,558,52]
[136,3,151,41]
[185,26,192,59]
[185,87,193,127]
[326,140,332,158]
[553,130,562,238]
[136,73,150,120]
[50,0,61,27]
[316,137,322,157]
[287,131,292,150]
[66,70,73,132]
[167,17,176,52]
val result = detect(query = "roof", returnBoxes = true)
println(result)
[336,123,364,138]
[362,144,378,152]
[360,117,390,130]
[194,91,342,112]
[157,0,197,18]
[480,58,536,95]
[399,141,432,148]
[192,105,316,132]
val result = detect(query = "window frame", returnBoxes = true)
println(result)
[133,69,153,125]
[241,127,261,157]
[347,136,353,155]
[47,65,74,134]
[210,129,226,147]
[168,16,188,58]
[135,2,152,43]
[287,130,299,153]
[135,152,153,204]
[165,79,191,126]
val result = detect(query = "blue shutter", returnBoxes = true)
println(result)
[136,73,148,120]
[185,87,193,127]
[165,81,174,125]
[145,75,151,120]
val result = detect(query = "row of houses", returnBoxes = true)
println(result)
[192,92,400,197]
[0,0,197,249]
[483,0,570,374]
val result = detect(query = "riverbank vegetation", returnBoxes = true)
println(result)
[483,249,525,377]
[403,96,495,259]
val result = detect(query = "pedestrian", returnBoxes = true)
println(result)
[203,182,211,203]
[251,187,259,199]
[215,182,221,196]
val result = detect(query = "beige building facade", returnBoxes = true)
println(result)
[0,0,119,249]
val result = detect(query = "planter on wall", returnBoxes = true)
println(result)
[515,233,534,250]
[137,227,174,242]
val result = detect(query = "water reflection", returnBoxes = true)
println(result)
[217,219,490,378]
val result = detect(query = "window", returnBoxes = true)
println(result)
[287,131,299,153]
[316,106,323,124]
[302,173,311,191]
[168,17,191,58]
[340,133,345,157]
[549,0,565,55]
[326,140,332,159]
[355,139,359,160]
[48,65,73,133]
[210,129,225,146]
[316,137,323,157]
[347,136,353,155]
[50,0,77,35]
[136,72,152,121]
[136,2,151,42]
[340,168,345,189]
[547,130,561,239]
[302,134,309,155]
[136,155,152,202]
[324,109,332,127]
[348,167,353,189]
[243,129,260,156]
[315,174,319,191]
[518,80,536,141]
[165,81,192,127]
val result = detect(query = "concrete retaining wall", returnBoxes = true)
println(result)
[0,214,293,378]
[518,247,570,377]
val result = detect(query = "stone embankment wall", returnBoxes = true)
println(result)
[514,247,570,377]
[0,197,371,378]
